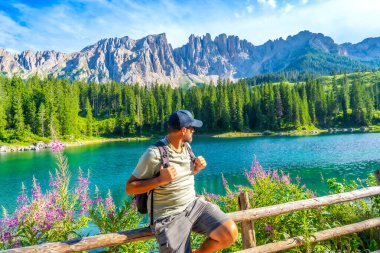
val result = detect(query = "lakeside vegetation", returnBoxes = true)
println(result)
[0,71,379,146]
[1,145,379,252]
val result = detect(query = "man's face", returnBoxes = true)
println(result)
[183,126,195,143]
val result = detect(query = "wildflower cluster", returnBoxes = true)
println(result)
[88,190,152,252]
[51,140,65,152]
[203,156,380,252]
[0,140,143,251]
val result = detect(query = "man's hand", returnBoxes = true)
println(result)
[159,165,177,184]
[194,156,207,174]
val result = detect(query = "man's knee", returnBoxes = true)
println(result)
[224,220,239,245]
[210,219,239,246]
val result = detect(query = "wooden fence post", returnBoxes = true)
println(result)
[374,169,380,245]
[238,191,256,249]
[375,169,380,185]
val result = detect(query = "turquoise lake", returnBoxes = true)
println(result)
[1,133,380,213]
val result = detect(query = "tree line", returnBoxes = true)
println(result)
[0,74,379,142]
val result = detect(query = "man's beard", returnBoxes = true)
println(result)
[185,136,193,143]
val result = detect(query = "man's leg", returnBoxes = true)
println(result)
[190,199,239,253]
[194,219,238,253]
[152,212,193,253]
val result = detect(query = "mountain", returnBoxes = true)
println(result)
[1,31,380,86]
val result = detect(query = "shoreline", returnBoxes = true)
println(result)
[1,127,379,153]
[0,136,151,153]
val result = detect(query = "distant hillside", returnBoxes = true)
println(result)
[1,31,380,86]
[244,70,380,86]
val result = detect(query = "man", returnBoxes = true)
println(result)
[126,110,238,253]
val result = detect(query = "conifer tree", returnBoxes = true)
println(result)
[85,98,93,137]
[37,103,46,137]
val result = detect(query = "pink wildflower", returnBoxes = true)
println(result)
[265,224,273,232]
[271,170,279,180]
[221,174,229,188]
[245,171,255,184]
[51,140,65,152]
[281,174,291,185]
[105,191,115,212]
[2,231,11,241]
[92,196,103,204]
[4,217,18,229]
[32,177,42,200]
[205,193,220,201]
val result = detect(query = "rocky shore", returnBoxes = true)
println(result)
[0,137,150,153]
[0,141,50,153]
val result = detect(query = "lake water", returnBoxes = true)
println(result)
[1,133,380,213]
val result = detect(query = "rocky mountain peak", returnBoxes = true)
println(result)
[1,31,380,85]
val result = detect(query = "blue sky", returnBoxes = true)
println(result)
[1,0,380,53]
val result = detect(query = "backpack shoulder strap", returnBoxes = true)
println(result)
[147,140,169,225]
[154,140,170,168]
[185,142,196,163]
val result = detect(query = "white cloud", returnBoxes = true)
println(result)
[246,5,254,13]
[0,0,380,53]
[257,0,277,8]
[282,3,294,14]
[300,0,308,4]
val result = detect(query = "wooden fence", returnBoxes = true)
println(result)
[3,169,380,253]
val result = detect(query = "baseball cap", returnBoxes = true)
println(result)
[168,110,203,130]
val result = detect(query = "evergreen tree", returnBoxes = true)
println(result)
[37,103,46,137]
[0,80,7,138]
[10,77,25,139]
[274,85,284,128]
[85,98,93,137]
[341,74,351,123]
[351,81,365,125]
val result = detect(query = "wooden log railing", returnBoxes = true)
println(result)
[3,169,380,253]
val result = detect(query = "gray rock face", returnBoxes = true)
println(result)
[1,31,380,86]
[59,34,189,86]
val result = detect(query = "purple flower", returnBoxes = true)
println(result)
[4,217,18,229]
[51,140,65,152]
[221,174,229,188]
[92,196,103,204]
[296,176,301,183]
[105,191,115,212]
[16,194,28,203]
[10,241,22,249]
[250,155,263,175]
[32,178,42,200]
[281,174,291,185]
[265,224,273,232]
[271,170,279,180]
[205,193,220,201]
[44,223,52,229]
[245,171,255,184]
[2,232,11,241]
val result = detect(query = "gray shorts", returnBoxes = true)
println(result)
[151,197,231,253]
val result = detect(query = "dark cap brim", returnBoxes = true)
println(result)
[190,119,203,128]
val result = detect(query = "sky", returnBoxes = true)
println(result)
[1,0,380,53]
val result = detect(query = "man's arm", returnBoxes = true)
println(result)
[126,165,177,195]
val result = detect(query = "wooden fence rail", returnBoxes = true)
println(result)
[3,170,380,253]
[235,217,380,253]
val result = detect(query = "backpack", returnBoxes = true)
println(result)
[134,140,196,225]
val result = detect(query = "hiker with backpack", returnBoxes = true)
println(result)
[126,110,238,253]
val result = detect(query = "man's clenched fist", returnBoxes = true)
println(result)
[159,165,177,184]
[194,156,207,172]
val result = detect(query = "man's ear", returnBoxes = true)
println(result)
[181,127,186,135]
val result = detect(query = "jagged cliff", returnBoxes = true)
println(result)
[1,31,380,85]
